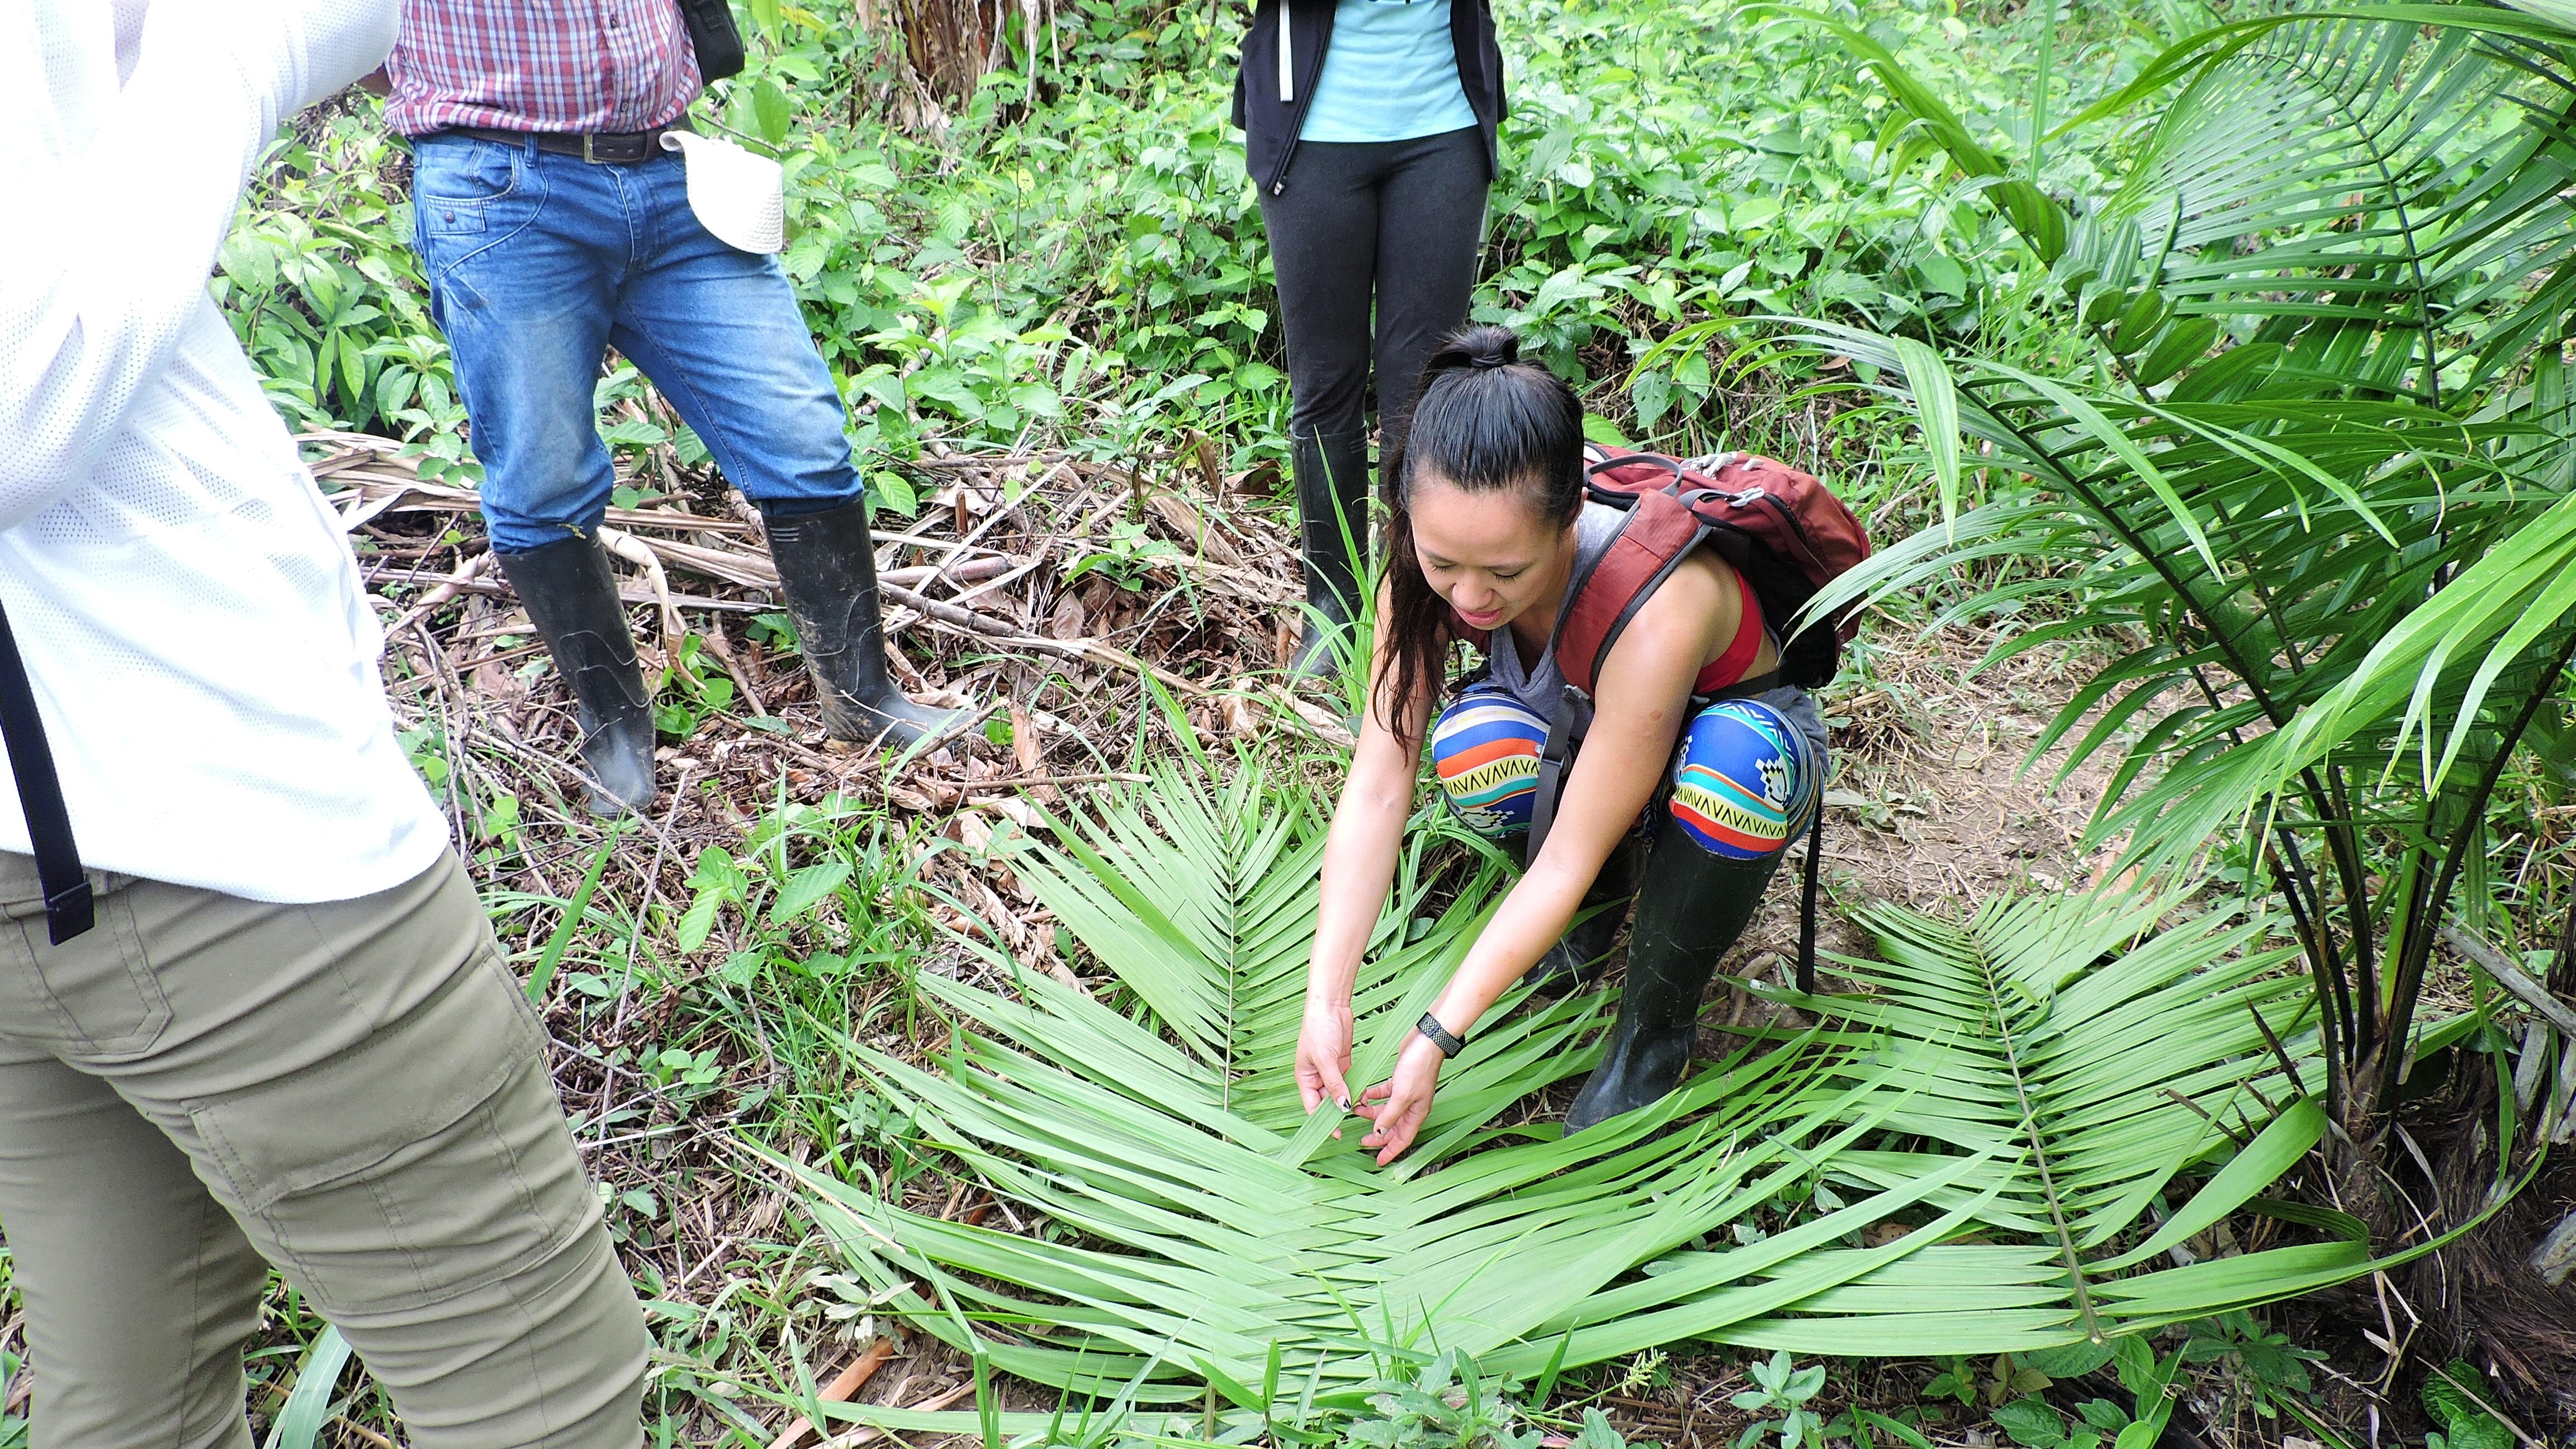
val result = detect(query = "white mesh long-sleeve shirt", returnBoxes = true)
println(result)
[0,0,448,904]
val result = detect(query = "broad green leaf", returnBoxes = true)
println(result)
[1891,336,1964,534]
[771,860,853,924]
[676,892,723,953]
[260,1327,354,1449]
[751,79,792,145]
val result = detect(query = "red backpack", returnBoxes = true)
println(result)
[1559,446,1872,699]
[1524,446,1872,992]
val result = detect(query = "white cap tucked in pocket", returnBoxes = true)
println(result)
[659,130,786,255]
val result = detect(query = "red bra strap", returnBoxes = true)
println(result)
[1693,568,1764,694]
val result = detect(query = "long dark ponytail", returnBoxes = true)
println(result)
[1375,325,1587,738]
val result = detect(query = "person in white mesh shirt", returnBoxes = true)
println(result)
[0,3,648,1445]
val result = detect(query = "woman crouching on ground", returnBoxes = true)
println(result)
[1295,324,1829,1163]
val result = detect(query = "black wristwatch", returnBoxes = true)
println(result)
[1416,1011,1467,1059]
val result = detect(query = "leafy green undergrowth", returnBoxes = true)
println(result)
[221,0,2184,532]
[766,752,2376,1441]
[465,792,968,1440]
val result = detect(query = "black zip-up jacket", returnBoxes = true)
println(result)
[1231,0,1506,196]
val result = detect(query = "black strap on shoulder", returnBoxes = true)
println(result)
[1708,668,1782,702]
[1796,789,1825,995]
[674,0,746,80]
[0,602,92,944]
[1524,682,1585,863]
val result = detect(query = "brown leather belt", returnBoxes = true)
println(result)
[444,120,692,164]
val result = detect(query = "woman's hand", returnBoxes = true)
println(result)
[1355,1033,1447,1165]
[1296,997,1356,1123]
[1299,575,1431,1137]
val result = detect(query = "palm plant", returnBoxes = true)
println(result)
[1794,4,2576,1193]
[782,756,2372,1434]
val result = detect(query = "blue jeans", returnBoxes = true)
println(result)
[409,133,861,553]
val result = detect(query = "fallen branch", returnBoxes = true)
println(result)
[881,580,1208,697]
[432,577,771,615]
[881,555,1016,589]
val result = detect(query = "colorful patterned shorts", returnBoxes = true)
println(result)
[1429,685,1820,859]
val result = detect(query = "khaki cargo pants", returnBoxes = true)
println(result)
[0,849,647,1448]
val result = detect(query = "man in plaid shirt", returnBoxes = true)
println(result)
[382,1,967,817]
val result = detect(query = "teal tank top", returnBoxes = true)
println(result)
[1298,0,1479,144]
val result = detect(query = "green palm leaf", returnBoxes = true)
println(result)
[781,759,2370,1424]
[1798,2,2576,1116]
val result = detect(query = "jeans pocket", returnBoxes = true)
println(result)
[186,946,590,1315]
[414,139,520,236]
[1,877,169,1056]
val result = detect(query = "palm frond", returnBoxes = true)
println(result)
[782,761,2366,1419]
[1805,318,2576,888]
[1797,6,2576,1119]
[2108,12,2576,395]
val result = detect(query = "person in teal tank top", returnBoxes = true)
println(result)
[1298,0,1481,143]
[1232,0,1505,678]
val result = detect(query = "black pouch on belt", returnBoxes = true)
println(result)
[676,0,747,82]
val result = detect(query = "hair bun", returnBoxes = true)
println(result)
[1429,324,1524,376]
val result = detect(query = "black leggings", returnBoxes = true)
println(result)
[1258,125,1489,461]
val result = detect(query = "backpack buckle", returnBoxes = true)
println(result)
[1727,486,1767,506]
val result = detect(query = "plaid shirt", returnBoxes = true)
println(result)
[383,0,703,138]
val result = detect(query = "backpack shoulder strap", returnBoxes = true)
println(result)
[1552,486,1711,696]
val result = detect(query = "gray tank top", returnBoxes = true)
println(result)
[1483,501,1623,719]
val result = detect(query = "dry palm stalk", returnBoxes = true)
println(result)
[880,556,1014,589]
[765,1336,898,1449]
[564,528,1210,697]
[613,531,780,590]
[441,577,767,615]
[386,550,494,635]
[1147,490,1243,567]
[596,526,686,660]
[877,581,1208,697]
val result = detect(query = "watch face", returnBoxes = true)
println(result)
[1419,1013,1462,1055]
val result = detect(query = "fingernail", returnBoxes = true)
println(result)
[1338,1095,1351,1111]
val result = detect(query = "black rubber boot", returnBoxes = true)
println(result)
[1565,815,1788,1131]
[762,498,970,751]
[1289,428,1371,679]
[1523,832,1644,998]
[495,537,658,818]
